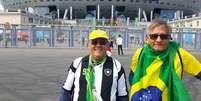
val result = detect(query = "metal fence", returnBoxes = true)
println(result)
[0,24,201,50]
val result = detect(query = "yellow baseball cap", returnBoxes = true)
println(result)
[89,29,108,40]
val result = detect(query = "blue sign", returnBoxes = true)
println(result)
[36,31,44,39]
[184,34,193,44]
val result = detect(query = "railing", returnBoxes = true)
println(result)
[0,24,201,50]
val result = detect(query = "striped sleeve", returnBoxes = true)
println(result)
[63,57,82,90]
[118,67,129,98]
[60,57,83,101]
[114,59,128,97]
[179,48,201,80]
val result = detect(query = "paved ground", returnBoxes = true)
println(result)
[0,48,200,101]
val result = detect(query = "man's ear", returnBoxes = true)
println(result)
[145,35,148,41]
[87,42,90,48]
[170,35,173,40]
[145,34,148,39]
[145,35,149,44]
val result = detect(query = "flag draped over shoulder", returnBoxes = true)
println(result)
[129,41,191,101]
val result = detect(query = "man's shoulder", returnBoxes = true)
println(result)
[73,57,83,62]
[112,58,120,64]
[177,48,191,57]
[110,57,123,70]
[72,57,83,68]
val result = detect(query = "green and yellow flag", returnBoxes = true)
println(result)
[86,56,107,101]
[129,41,191,101]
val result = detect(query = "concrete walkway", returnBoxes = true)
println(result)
[0,48,200,101]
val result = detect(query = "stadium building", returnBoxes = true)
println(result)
[1,0,201,21]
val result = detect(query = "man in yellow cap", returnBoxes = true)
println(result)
[60,29,128,101]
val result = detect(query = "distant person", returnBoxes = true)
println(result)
[60,29,128,101]
[4,22,11,48]
[107,39,113,56]
[82,37,85,47]
[129,20,201,101]
[109,39,113,48]
[116,35,124,55]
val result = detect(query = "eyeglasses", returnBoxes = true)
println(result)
[91,39,108,45]
[148,34,171,40]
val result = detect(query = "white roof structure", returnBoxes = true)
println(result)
[0,0,4,11]
[1,0,201,19]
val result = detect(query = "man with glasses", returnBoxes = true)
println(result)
[60,29,128,101]
[129,20,201,101]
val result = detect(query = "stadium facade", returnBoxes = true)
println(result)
[1,0,201,21]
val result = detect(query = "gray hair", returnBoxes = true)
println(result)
[146,20,172,34]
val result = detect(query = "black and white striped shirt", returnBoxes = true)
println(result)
[61,55,128,101]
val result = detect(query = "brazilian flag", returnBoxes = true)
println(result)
[129,41,191,101]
